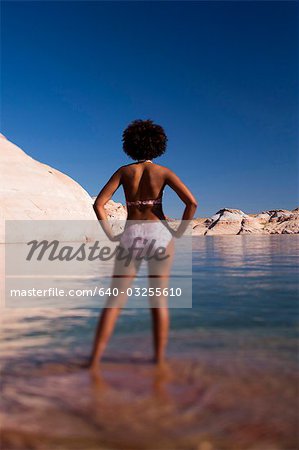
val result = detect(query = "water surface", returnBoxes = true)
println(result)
[1,236,298,450]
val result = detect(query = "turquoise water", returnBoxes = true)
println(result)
[1,235,298,450]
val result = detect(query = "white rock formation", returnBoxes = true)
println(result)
[0,135,126,243]
[205,208,249,235]
[193,208,299,235]
[238,216,266,234]
[191,218,211,235]
[263,209,299,234]
[91,197,127,221]
[91,197,127,236]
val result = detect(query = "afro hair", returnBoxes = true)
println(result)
[122,119,168,161]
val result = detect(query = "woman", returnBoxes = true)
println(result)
[90,119,197,370]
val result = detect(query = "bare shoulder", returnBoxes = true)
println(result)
[151,162,173,175]
[112,163,136,175]
[117,163,136,175]
[152,164,178,179]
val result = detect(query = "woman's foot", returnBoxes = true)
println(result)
[152,356,168,370]
[153,353,165,363]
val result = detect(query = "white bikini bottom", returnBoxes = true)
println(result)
[120,221,173,255]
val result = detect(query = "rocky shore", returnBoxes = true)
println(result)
[192,208,299,235]
[102,203,299,235]
[101,201,299,236]
[1,135,297,242]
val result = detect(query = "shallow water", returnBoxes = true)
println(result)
[1,235,298,450]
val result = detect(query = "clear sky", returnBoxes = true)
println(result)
[1,1,298,217]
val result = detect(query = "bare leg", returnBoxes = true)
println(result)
[89,307,122,370]
[89,255,140,370]
[151,307,169,364]
[148,239,174,365]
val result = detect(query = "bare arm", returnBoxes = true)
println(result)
[93,168,123,240]
[165,168,198,236]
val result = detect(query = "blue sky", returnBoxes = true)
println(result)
[1,1,298,217]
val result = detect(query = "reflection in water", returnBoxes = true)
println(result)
[0,236,298,449]
[193,234,297,270]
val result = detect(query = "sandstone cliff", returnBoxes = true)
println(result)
[0,135,128,243]
[0,135,96,242]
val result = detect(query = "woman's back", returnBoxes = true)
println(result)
[121,161,167,220]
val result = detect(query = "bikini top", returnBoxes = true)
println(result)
[126,197,162,207]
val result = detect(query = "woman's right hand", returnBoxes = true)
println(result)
[109,232,123,242]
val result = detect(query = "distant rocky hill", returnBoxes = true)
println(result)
[97,200,299,235]
[192,208,299,235]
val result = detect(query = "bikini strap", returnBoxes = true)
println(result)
[126,198,162,207]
